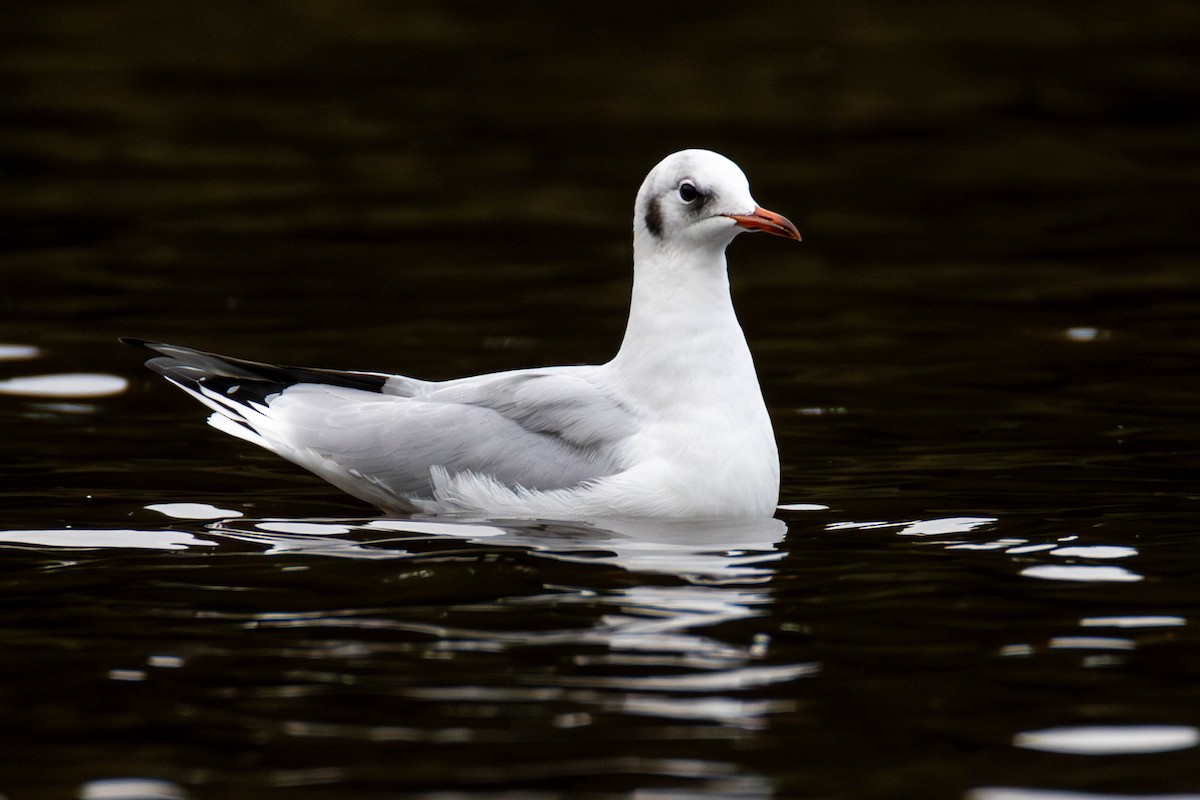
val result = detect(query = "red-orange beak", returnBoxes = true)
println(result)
[725,206,802,241]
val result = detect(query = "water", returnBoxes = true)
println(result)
[3,3,1200,798]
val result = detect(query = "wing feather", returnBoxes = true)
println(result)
[125,340,639,510]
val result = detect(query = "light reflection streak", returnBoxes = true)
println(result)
[0,343,40,361]
[1047,636,1136,651]
[0,372,128,397]
[79,778,188,800]
[972,788,1200,800]
[0,528,218,550]
[1080,616,1186,628]
[146,502,243,520]
[1014,724,1200,755]
[1021,564,1143,582]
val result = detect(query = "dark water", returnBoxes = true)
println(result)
[3,3,1200,798]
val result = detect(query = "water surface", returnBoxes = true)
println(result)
[2,3,1200,798]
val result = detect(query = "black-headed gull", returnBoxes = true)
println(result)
[125,150,800,519]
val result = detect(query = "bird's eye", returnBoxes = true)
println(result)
[678,182,699,203]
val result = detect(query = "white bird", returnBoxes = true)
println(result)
[125,149,800,519]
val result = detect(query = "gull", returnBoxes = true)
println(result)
[125,150,800,519]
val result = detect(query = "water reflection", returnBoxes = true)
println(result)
[0,344,40,361]
[0,528,216,550]
[1079,616,1186,629]
[202,515,808,720]
[207,514,790,582]
[0,511,794,752]
[1021,564,1143,583]
[0,372,128,397]
[1014,725,1200,755]
[80,778,189,800]
[146,502,244,520]
[971,789,1200,800]
[195,514,802,796]
[1,508,1190,798]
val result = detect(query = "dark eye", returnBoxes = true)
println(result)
[678,182,699,202]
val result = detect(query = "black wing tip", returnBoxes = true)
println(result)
[121,338,392,396]
[120,337,174,355]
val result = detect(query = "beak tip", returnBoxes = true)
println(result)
[727,206,802,241]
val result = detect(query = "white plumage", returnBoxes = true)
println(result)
[127,149,801,519]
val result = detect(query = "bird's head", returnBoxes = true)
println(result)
[633,149,800,256]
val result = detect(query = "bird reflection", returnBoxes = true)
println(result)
[209,514,789,581]
[206,513,808,734]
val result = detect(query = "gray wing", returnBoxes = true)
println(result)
[266,368,638,503]
[416,368,638,450]
[124,340,640,508]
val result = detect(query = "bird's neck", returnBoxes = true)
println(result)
[610,240,759,405]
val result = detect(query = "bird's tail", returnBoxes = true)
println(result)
[121,338,392,450]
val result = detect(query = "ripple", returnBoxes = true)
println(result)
[1021,564,1143,583]
[146,502,243,520]
[1048,636,1136,651]
[0,343,40,361]
[207,516,789,579]
[80,778,189,800]
[827,516,998,536]
[0,528,217,550]
[545,662,819,692]
[1064,326,1110,342]
[972,788,1200,800]
[1050,545,1138,559]
[367,518,510,537]
[619,694,795,729]
[1080,615,1186,629]
[1014,724,1200,755]
[776,502,831,511]
[255,521,355,535]
[0,372,128,398]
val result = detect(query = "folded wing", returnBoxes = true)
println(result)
[124,340,637,510]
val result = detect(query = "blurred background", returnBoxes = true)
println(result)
[4,2,1197,347]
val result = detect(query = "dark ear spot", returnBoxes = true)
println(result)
[643,197,663,238]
